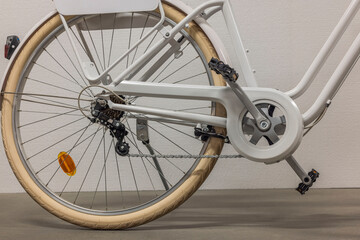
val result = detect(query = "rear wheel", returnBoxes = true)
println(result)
[1,3,226,229]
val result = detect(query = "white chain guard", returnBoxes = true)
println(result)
[226,88,303,164]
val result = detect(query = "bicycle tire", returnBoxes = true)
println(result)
[1,3,227,229]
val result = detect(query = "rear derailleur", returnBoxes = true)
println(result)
[90,98,130,156]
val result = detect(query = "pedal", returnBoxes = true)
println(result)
[296,169,320,195]
[208,57,239,82]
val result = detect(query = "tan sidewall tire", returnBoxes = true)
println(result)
[1,3,227,229]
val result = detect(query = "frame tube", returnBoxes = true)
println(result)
[303,31,360,125]
[109,101,227,127]
[222,0,258,87]
[287,0,360,99]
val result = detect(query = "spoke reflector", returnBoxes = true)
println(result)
[58,152,76,176]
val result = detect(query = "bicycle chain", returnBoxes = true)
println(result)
[127,153,243,159]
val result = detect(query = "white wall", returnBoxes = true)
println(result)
[1,0,360,192]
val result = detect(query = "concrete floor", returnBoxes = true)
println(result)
[1,189,360,240]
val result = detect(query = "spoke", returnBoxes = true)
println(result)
[126,13,134,69]
[27,77,81,95]
[74,24,101,74]
[100,14,106,69]
[125,126,185,174]
[27,124,91,160]
[35,127,100,175]
[127,155,141,202]
[43,48,91,90]
[148,124,192,155]
[112,139,124,208]
[26,95,82,109]
[20,98,89,112]
[150,58,175,83]
[151,146,185,174]
[125,135,173,188]
[59,126,102,196]
[125,120,157,196]
[131,14,150,65]
[19,108,81,128]
[45,122,93,187]
[90,130,112,210]
[3,91,92,102]
[151,41,190,83]
[175,106,211,112]
[18,110,83,117]
[157,56,199,83]
[83,17,104,71]
[69,26,88,55]
[157,122,197,140]
[144,31,159,54]
[33,62,86,89]
[172,72,207,84]
[107,13,117,68]
[22,117,86,144]
[55,36,94,97]
[74,128,107,204]
[104,128,108,211]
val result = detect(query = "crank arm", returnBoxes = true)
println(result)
[286,156,311,184]
[209,58,270,130]
[227,80,269,129]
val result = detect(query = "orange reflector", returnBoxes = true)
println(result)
[58,152,76,176]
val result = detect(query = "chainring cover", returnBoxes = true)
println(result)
[225,88,303,164]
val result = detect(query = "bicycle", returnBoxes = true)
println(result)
[0,0,358,229]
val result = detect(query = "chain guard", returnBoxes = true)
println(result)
[226,88,303,164]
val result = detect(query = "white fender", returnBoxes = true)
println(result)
[0,0,231,110]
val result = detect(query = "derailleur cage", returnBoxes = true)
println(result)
[90,99,130,156]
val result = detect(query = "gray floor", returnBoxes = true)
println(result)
[1,189,360,240]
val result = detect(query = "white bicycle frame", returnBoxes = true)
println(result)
[56,0,360,130]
